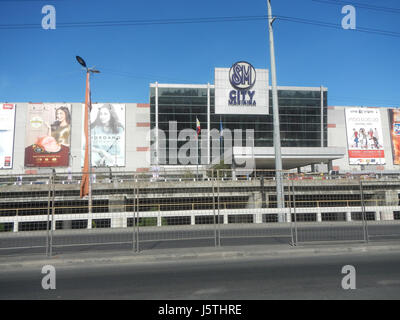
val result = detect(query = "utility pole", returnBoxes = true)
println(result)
[267,0,285,211]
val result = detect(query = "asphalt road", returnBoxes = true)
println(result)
[1,250,400,300]
[1,222,399,256]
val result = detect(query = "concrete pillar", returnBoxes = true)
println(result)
[375,211,381,221]
[111,217,125,228]
[328,160,333,172]
[385,190,398,206]
[286,212,291,223]
[13,221,18,232]
[317,211,322,222]
[223,214,228,224]
[87,218,92,229]
[247,192,262,209]
[255,213,262,223]
[109,196,126,213]
[191,214,195,225]
[346,212,352,222]
[381,210,394,221]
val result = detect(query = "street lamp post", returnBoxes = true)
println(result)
[76,56,100,221]
[267,0,285,213]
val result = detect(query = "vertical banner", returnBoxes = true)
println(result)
[0,103,16,169]
[81,103,125,167]
[24,104,72,167]
[345,107,385,165]
[81,71,91,198]
[389,109,400,165]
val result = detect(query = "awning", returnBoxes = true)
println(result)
[233,147,346,169]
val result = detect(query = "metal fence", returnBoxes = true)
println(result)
[0,169,399,256]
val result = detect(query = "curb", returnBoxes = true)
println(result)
[1,242,400,271]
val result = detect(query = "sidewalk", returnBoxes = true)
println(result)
[1,241,400,271]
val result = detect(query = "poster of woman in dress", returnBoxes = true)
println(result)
[24,104,71,167]
[81,103,125,167]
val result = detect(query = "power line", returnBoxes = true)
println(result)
[1,14,400,39]
[311,0,400,14]
[277,15,400,38]
[0,15,268,29]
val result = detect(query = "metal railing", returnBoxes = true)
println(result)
[0,169,399,255]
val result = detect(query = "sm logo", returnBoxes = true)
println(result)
[229,61,256,90]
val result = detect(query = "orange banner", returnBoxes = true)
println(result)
[80,72,91,198]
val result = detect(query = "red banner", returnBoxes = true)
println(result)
[348,150,385,159]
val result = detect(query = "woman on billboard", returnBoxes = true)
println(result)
[46,106,71,147]
[90,104,124,167]
[25,105,71,167]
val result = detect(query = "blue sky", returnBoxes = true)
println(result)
[0,0,399,107]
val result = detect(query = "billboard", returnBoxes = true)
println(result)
[215,61,269,115]
[24,104,72,167]
[0,104,16,169]
[81,103,125,167]
[389,109,400,165]
[345,107,385,165]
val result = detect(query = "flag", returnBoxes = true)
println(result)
[196,117,201,136]
[80,72,91,198]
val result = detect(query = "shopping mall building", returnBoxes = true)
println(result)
[1,61,399,175]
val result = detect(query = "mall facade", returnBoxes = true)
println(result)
[1,62,399,175]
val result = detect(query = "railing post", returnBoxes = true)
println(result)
[217,169,221,247]
[136,179,140,252]
[359,179,369,243]
[132,176,137,252]
[291,177,298,246]
[212,169,217,247]
[49,171,56,257]
[46,172,52,257]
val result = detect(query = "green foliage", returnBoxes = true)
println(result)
[161,217,168,226]
[183,170,195,179]
[208,160,232,178]
[139,217,157,227]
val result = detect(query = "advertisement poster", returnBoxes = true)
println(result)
[345,107,385,165]
[24,104,72,167]
[389,109,400,165]
[81,103,125,167]
[0,104,16,169]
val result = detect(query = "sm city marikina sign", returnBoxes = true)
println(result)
[215,61,269,115]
